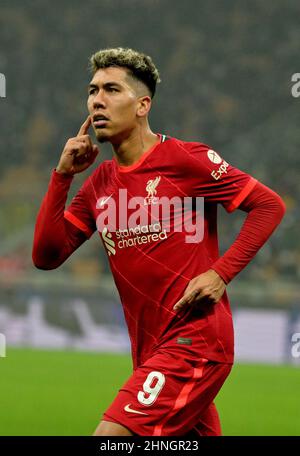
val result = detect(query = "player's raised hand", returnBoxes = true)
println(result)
[173,269,226,312]
[56,116,100,176]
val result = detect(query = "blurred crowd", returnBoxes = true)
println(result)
[0,0,299,284]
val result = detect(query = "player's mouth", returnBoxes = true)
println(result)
[93,114,110,128]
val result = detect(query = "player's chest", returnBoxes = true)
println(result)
[91,170,189,231]
[111,170,188,206]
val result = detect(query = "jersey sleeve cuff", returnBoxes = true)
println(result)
[225,177,258,213]
[64,210,94,238]
[210,264,231,285]
[52,169,74,182]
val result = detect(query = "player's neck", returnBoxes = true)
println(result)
[112,126,159,167]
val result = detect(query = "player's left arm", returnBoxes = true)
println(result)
[174,181,285,311]
[173,143,286,311]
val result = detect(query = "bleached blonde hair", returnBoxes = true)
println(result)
[89,47,161,98]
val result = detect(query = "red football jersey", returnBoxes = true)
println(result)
[64,135,257,368]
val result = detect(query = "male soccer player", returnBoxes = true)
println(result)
[32,47,285,436]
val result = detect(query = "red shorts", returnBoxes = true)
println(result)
[102,350,232,436]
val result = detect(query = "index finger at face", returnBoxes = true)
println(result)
[77,116,91,136]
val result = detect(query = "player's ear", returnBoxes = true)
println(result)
[136,95,152,118]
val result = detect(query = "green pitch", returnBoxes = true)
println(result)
[0,348,299,436]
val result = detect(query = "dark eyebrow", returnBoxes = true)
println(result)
[88,81,123,90]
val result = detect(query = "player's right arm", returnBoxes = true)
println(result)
[56,116,99,176]
[32,117,99,270]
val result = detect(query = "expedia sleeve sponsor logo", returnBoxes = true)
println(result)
[206,149,230,181]
[207,149,222,164]
[211,160,229,181]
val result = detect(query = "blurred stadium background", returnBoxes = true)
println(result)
[0,0,299,435]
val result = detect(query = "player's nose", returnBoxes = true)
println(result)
[92,89,107,110]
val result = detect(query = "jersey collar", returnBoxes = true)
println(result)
[115,134,165,173]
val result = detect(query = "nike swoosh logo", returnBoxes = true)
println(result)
[99,195,113,207]
[124,403,149,415]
